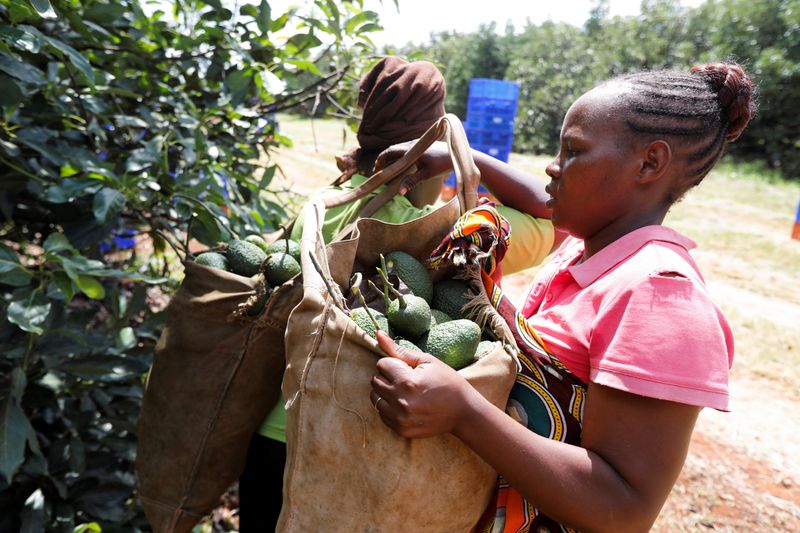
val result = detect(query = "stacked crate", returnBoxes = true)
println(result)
[443,78,519,199]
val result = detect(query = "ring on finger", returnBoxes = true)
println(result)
[373,396,384,411]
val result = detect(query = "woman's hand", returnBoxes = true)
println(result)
[374,140,451,195]
[370,330,475,438]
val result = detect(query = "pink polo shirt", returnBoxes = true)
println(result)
[521,225,734,411]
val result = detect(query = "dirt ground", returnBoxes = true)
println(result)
[213,116,800,532]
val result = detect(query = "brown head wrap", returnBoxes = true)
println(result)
[356,56,446,150]
[335,56,446,182]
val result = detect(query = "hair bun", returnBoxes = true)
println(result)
[691,63,756,142]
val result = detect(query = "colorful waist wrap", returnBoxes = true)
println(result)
[428,201,586,533]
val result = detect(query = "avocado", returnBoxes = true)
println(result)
[263,252,301,286]
[194,251,230,271]
[244,234,269,253]
[475,340,500,361]
[419,319,481,370]
[350,307,392,339]
[432,279,473,319]
[395,338,420,352]
[266,239,302,263]
[386,293,432,341]
[227,239,267,277]
[429,309,452,328]
[384,250,433,303]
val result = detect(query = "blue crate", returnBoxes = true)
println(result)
[467,97,518,115]
[467,129,514,149]
[465,111,516,132]
[468,78,519,101]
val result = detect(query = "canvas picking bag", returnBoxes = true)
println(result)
[134,115,471,533]
[135,260,303,532]
[278,114,518,532]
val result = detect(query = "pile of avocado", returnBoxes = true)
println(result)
[193,235,302,315]
[349,250,498,370]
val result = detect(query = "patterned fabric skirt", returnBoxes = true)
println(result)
[476,272,587,533]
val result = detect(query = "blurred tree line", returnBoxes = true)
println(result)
[396,0,800,179]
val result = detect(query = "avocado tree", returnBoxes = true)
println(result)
[0,0,382,530]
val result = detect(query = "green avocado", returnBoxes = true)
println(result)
[429,309,453,328]
[263,252,301,286]
[350,307,392,339]
[419,319,481,370]
[475,340,500,361]
[385,250,433,303]
[432,279,473,320]
[266,239,302,263]
[244,234,269,253]
[227,239,267,277]
[194,251,230,271]
[395,338,420,352]
[386,293,432,341]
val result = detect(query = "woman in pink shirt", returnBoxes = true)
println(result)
[370,62,756,532]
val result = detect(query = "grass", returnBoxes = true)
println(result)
[271,114,800,394]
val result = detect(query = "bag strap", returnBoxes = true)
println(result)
[302,114,480,294]
[324,113,479,213]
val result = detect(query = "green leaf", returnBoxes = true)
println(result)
[0,27,43,53]
[0,243,33,287]
[116,327,136,350]
[15,131,64,165]
[0,55,46,85]
[224,68,253,106]
[45,178,101,203]
[92,188,125,224]
[286,59,321,75]
[7,290,51,335]
[39,32,95,85]
[60,162,80,177]
[0,139,20,157]
[73,523,102,533]
[60,255,103,280]
[256,0,271,34]
[355,22,381,33]
[44,232,74,254]
[52,271,75,302]
[28,0,57,19]
[125,148,157,173]
[287,32,323,51]
[0,74,26,107]
[0,399,28,483]
[113,115,148,128]
[56,354,149,382]
[74,275,105,300]
[344,11,376,34]
[7,1,37,23]
[20,488,46,533]
[259,165,276,188]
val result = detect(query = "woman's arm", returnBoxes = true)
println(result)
[375,141,554,219]
[371,332,700,533]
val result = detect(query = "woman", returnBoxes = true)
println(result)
[371,62,755,532]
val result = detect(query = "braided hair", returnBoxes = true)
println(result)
[611,63,757,202]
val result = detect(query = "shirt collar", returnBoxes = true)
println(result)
[567,225,697,288]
